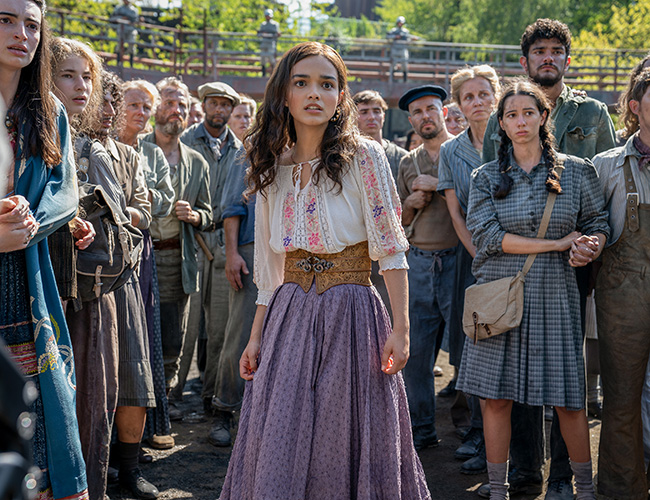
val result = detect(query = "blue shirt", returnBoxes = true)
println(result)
[220,148,255,246]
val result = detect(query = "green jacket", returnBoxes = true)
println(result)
[142,131,213,294]
[483,85,616,163]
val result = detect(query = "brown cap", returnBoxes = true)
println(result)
[197,82,240,106]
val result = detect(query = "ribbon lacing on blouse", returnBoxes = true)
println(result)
[290,158,320,201]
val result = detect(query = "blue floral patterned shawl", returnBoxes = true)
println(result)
[14,103,87,499]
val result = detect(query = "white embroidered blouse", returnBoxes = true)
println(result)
[254,138,409,305]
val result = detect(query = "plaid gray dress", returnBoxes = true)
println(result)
[456,153,609,409]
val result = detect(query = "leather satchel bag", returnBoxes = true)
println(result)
[463,161,564,344]
[75,140,143,302]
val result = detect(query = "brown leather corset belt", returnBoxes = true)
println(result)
[283,241,372,294]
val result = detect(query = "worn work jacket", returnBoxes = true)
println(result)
[483,85,616,162]
[142,131,213,294]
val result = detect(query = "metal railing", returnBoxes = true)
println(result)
[47,8,647,91]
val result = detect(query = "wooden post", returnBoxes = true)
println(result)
[203,9,208,76]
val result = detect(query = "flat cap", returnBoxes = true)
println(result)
[398,85,448,111]
[198,82,240,106]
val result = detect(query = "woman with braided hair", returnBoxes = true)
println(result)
[456,80,609,500]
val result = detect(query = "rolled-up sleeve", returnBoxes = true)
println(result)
[577,159,610,241]
[437,142,455,192]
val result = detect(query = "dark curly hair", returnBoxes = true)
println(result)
[245,42,359,195]
[494,79,562,199]
[617,53,650,141]
[98,70,125,139]
[10,0,61,167]
[521,19,572,59]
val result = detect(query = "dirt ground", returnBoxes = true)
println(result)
[107,351,602,500]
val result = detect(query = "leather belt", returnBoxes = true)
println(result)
[284,241,372,294]
[153,238,181,250]
[203,221,223,232]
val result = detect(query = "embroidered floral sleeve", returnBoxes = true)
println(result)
[355,140,409,271]
[254,189,286,305]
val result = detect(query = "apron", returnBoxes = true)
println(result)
[596,158,650,499]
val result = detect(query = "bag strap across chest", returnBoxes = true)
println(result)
[521,157,565,277]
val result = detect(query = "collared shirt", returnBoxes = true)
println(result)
[592,132,650,246]
[181,123,243,223]
[220,148,255,247]
[397,145,458,251]
[468,151,609,277]
[151,165,181,240]
[437,128,482,214]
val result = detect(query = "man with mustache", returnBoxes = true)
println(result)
[179,82,244,447]
[479,19,616,500]
[141,77,213,410]
[396,85,458,452]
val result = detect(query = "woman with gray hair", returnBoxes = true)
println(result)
[436,64,501,475]
[118,79,176,450]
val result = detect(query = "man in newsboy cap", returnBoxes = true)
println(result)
[176,82,245,448]
[396,85,459,452]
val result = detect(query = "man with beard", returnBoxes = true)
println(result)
[396,85,459,451]
[179,83,244,447]
[141,77,213,403]
[478,19,616,500]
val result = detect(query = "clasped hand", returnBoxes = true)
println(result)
[557,232,600,267]
[568,234,600,267]
[0,195,39,253]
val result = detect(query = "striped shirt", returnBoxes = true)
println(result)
[592,133,650,246]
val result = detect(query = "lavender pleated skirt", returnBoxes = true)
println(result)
[219,282,431,500]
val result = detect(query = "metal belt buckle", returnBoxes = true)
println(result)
[296,256,334,273]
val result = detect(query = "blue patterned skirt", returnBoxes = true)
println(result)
[0,250,52,498]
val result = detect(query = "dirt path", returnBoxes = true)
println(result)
[108,351,601,500]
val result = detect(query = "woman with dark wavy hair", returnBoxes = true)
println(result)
[219,42,430,499]
[0,1,88,498]
[456,79,609,500]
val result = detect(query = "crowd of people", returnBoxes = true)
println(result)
[2,1,650,499]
